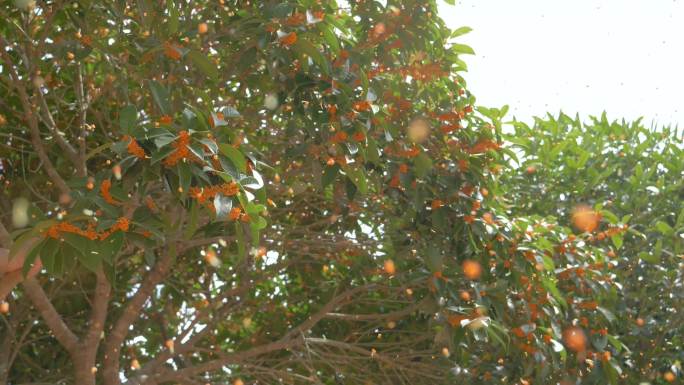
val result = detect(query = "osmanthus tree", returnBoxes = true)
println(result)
[501,113,684,384]
[0,1,637,384]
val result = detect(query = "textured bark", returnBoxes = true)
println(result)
[73,351,97,385]
[102,251,174,385]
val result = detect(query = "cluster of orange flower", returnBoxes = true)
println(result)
[188,182,250,222]
[330,131,348,144]
[587,223,629,242]
[283,12,306,26]
[367,65,393,80]
[432,110,465,133]
[163,42,182,61]
[46,221,98,240]
[398,62,449,82]
[332,50,350,69]
[364,61,450,84]
[163,131,193,166]
[158,115,173,125]
[352,101,372,112]
[467,139,501,155]
[383,95,412,118]
[189,182,240,205]
[100,180,121,205]
[383,144,421,159]
[45,217,130,241]
[279,32,297,46]
[122,135,146,159]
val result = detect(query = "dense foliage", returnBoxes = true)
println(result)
[0,1,681,385]
[503,114,684,383]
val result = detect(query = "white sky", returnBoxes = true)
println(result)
[438,0,684,128]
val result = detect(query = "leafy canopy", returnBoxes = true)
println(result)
[0,1,681,385]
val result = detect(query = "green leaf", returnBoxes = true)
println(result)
[451,26,472,38]
[317,24,340,55]
[62,232,89,254]
[251,215,268,230]
[542,277,567,309]
[167,0,179,35]
[40,238,60,273]
[119,105,137,133]
[451,43,475,55]
[219,144,247,173]
[178,162,192,199]
[638,244,661,264]
[604,358,622,385]
[294,38,330,76]
[235,222,246,262]
[676,207,684,228]
[62,233,100,272]
[265,3,293,18]
[611,234,623,250]
[655,220,673,235]
[487,325,508,350]
[607,335,626,354]
[601,209,619,225]
[425,246,443,272]
[345,167,367,195]
[597,306,616,324]
[99,232,124,265]
[22,239,45,277]
[322,164,339,189]
[414,153,433,178]
[366,138,380,164]
[149,80,171,114]
[9,220,55,259]
[184,201,199,240]
[187,50,218,81]
[654,238,663,261]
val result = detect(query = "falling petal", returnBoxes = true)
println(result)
[12,197,30,228]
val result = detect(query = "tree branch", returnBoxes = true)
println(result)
[102,249,175,385]
[22,278,79,354]
[146,284,375,384]
[0,36,70,195]
[0,221,10,248]
[34,84,81,168]
[83,268,111,350]
[324,299,424,321]
[74,63,88,176]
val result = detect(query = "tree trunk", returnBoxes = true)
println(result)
[0,335,10,385]
[73,350,97,385]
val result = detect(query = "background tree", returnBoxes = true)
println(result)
[0,1,675,385]
[502,113,684,383]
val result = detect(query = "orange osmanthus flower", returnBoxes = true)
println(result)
[279,32,297,46]
[101,180,121,206]
[467,139,500,154]
[352,101,371,112]
[229,207,242,220]
[284,12,305,26]
[189,182,240,206]
[163,131,193,166]
[158,115,173,125]
[164,42,182,61]
[123,135,146,159]
[330,131,348,143]
[45,217,130,241]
